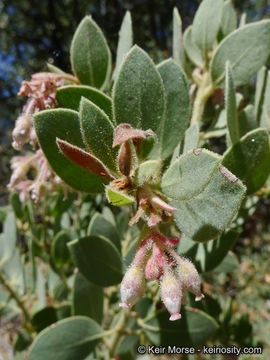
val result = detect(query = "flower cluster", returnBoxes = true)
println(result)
[119,230,204,321]
[9,71,77,201]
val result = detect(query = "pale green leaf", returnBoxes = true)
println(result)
[192,0,223,55]
[172,7,184,67]
[221,0,237,36]
[183,26,203,68]
[211,20,270,86]
[225,61,239,144]
[113,11,133,81]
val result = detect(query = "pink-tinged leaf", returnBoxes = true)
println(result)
[112,123,155,147]
[56,138,114,180]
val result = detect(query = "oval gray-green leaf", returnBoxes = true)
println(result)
[52,231,71,266]
[182,123,199,153]
[72,272,103,324]
[70,16,111,89]
[225,61,239,144]
[0,212,16,264]
[142,307,218,346]
[113,45,165,135]
[29,316,103,360]
[68,235,122,286]
[56,85,112,118]
[172,7,184,67]
[171,166,246,242]
[156,59,190,159]
[87,212,121,251]
[211,20,270,86]
[113,11,133,81]
[134,160,161,186]
[34,109,105,193]
[255,66,268,124]
[80,97,118,174]
[221,0,237,37]
[183,26,203,68]
[192,0,223,55]
[161,149,220,201]
[222,128,270,194]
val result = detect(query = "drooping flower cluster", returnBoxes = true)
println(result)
[119,230,204,321]
[9,71,78,201]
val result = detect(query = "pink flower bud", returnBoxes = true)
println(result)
[160,270,182,321]
[119,264,145,309]
[145,255,162,280]
[178,258,204,301]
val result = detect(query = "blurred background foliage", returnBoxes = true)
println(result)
[0,1,270,359]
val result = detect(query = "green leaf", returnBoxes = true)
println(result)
[239,13,247,28]
[178,231,239,273]
[52,231,71,266]
[134,160,161,186]
[29,316,103,360]
[222,128,270,194]
[105,186,135,207]
[80,97,118,174]
[113,11,133,81]
[34,109,105,193]
[260,70,270,130]
[172,7,184,67]
[255,66,268,124]
[142,307,218,347]
[161,149,220,201]
[70,16,111,89]
[211,20,270,86]
[0,211,16,264]
[47,63,65,75]
[183,26,203,68]
[13,328,32,351]
[238,105,257,137]
[221,0,237,37]
[56,85,112,118]
[68,235,122,287]
[2,250,24,291]
[225,61,239,144]
[9,192,23,219]
[182,124,199,153]
[214,252,239,273]
[192,0,223,55]
[156,59,190,159]
[170,165,246,242]
[31,307,58,333]
[87,212,121,251]
[72,272,103,324]
[113,45,165,136]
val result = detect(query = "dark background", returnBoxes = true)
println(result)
[0,0,269,195]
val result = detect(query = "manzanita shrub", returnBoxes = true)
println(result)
[1,0,270,359]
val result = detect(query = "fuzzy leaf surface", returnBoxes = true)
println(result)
[172,7,184,67]
[192,0,223,55]
[80,98,118,173]
[156,59,190,159]
[113,11,133,81]
[34,109,105,193]
[113,45,165,136]
[211,20,270,86]
[161,149,220,201]
[170,165,246,242]
[70,16,111,88]
[106,186,135,207]
[221,0,237,37]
